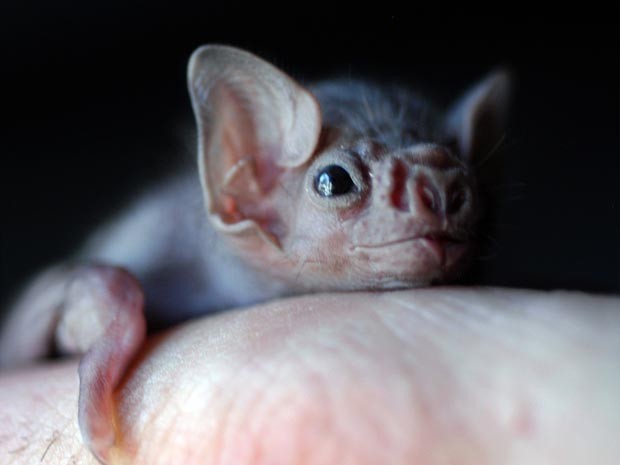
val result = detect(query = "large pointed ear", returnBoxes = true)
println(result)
[188,45,321,245]
[444,69,512,163]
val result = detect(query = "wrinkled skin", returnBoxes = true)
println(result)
[1,288,619,465]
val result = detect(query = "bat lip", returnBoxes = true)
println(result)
[351,234,469,268]
[351,233,466,251]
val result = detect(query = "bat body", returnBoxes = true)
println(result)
[0,46,510,463]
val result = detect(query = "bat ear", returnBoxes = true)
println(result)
[188,45,321,245]
[444,69,512,163]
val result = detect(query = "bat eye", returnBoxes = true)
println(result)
[314,165,357,197]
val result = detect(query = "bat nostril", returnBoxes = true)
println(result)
[447,185,466,215]
[417,178,441,215]
[415,176,470,221]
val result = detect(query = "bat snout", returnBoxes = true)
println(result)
[384,156,475,229]
[412,173,471,225]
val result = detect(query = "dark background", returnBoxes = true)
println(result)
[1,2,618,313]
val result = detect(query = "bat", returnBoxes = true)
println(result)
[0,45,510,463]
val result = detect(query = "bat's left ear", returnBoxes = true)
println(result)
[188,45,322,247]
[444,69,512,163]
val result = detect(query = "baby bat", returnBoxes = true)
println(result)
[0,45,510,463]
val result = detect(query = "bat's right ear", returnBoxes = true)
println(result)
[187,45,321,246]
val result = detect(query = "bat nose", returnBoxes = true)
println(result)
[414,176,468,221]
[387,158,471,224]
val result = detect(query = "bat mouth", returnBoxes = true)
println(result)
[351,233,469,268]
[352,233,466,249]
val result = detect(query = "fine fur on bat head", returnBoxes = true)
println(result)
[188,45,511,291]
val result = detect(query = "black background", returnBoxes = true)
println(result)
[1,2,618,313]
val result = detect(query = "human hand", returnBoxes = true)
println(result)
[2,288,618,464]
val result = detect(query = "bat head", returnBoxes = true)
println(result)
[188,45,511,291]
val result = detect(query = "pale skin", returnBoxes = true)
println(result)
[2,46,616,465]
[2,288,619,465]
[0,45,517,463]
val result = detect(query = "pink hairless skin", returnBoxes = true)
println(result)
[0,46,514,463]
[2,288,619,464]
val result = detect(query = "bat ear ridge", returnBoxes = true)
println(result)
[444,68,513,163]
[188,45,322,247]
[188,44,322,168]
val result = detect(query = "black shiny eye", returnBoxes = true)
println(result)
[314,165,356,197]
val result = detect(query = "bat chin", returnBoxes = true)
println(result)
[350,236,470,280]
[360,263,465,290]
[278,236,471,292]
